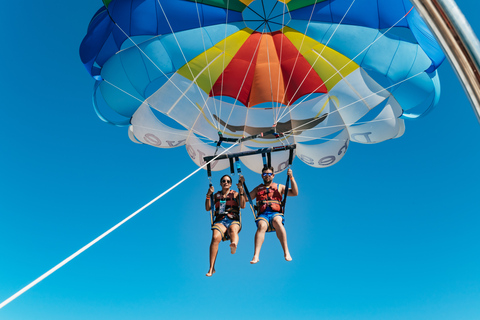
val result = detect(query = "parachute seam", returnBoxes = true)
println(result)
[104,79,144,104]
[155,0,210,108]
[376,0,380,29]
[129,0,133,35]
[276,0,319,118]
[277,5,413,123]
[107,22,206,116]
[218,0,232,129]
[385,33,402,78]
[282,70,424,138]
[288,117,397,137]
[220,31,266,136]
[274,2,288,122]
[122,40,152,99]
[194,1,221,131]
[265,30,277,117]
[277,0,358,122]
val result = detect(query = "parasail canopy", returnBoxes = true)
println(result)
[80,0,445,173]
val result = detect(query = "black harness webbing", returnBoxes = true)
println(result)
[206,163,215,226]
[281,148,295,214]
[204,142,296,223]
[234,157,256,220]
[204,144,296,163]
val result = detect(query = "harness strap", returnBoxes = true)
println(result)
[234,157,257,220]
[229,158,235,174]
[242,182,257,219]
[258,200,282,205]
[206,163,215,226]
[262,153,267,169]
[281,148,295,214]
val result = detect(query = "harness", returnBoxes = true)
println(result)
[213,190,240,221]
[203,135,296,233]
[256,183,283,214]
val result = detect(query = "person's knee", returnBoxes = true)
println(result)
[257,221,268,232]
[212,231,223,243]
[272,216,284,229]
[228,225,239,236]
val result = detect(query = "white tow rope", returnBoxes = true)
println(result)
[0,143,238,310]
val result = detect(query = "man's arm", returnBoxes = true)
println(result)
[236,180,246,209]
[286,168,298,196]
[239,175,257,202]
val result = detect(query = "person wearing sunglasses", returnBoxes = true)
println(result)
[239,166,298,264]
[205,174,246,276]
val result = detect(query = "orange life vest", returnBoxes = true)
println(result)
[214,190,240,221]
[256,183,283,213]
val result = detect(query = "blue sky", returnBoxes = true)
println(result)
[1,1,480,319]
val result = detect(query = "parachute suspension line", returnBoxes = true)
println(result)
[281,147,295,214]
[329,70,424,118]
[264,0,287,122]
[284,71,424,136]
[273,2,285,122]
[112,0,218,132]
[102,3,221,139]
[264,24,278,122]
[276,5,415,124]
[218,0,231,123]
[234,156,257,221]
[276,0,291,122]
[105,20,206,120]
[277,0,358,122]
[0,143,239,311]
[276,0,356,122]
[275,0,319,122]
[167,56,227,132]
[155,0,211,108]
[218,30,266,137]
[132,124,191,139]
[319,0,357,53]
[280,70,425,140]
[103,80,145,104]
[285,117,398,137]
[92,80,131,127]
[192,0,221,131]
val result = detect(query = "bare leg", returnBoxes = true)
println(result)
[228,224,240,254]
[272,216,292,261]
[206,226,225,277]
[251,221,268,264]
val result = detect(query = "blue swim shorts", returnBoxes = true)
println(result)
[255,209,284,232]
[212,216,241,241]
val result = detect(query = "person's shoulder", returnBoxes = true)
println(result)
[251,184,261,193]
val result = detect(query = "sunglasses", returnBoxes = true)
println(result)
[262,173,273,177]
[221,179,231,184]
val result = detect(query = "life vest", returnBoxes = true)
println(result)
[256,183,283,214]
[214,190,240,221]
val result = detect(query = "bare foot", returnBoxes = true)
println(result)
[206,269,216,277]
[230,243,237,254]
[285,253,292,262]
[250,257,259,264]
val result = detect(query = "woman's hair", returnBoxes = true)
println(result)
[219,174,232,184]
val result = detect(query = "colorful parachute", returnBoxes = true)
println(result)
[80,0,445,173]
